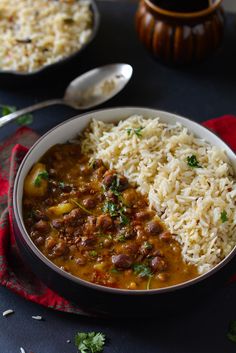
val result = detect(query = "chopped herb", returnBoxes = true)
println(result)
[117,234,126,242]
[1,105,16,116]
[221,210,228,223]
[134,127,144,137]
[144,242,153,250]
[187,155,202,168]
[16,113,33,126]
[126,127,144,138]
[133,263,152,278]
[1,104,33,126]
[102,201,118,217]
[34,171,49,186]
[110,268,119,274]
[89,250,98,258]
[59,181,65,189]
[119,213,129,226]
[227,321,236,343]
[110,176,121,196]
[89,159,96,169]
[71,199,94,216]
[126,128,132,136]
[75,332,106,353]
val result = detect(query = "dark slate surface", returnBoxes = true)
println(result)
[0,1,236,352]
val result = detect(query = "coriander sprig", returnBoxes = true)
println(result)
[75,332,106,353]
[187,155,202,168]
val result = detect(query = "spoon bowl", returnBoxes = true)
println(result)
[0,63,133,128]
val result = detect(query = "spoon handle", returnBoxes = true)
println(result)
[0,98,64,128]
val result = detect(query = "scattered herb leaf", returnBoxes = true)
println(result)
[102,201,118,217]
[117,234,126,242]
[187,155,202,168]
[144,242,153,250]
[59,181,65,189]
[71,199,94,216]
[1,104,33,126]
[134,127,144,137]
[133,263,152,278]
[221,210,228,223]
[34,171,49,186]
[1,105,16,116]
[119,213,129,226]
[227,321,236,343]
[89,250,98,258]
[16,113,33,126]
[126,127,144,138]
[110,268,119,274]
[75,332,106,353]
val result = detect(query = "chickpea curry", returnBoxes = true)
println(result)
[23,143,198,290]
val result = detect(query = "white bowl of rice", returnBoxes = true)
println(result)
[0,0,99,75]
[13,107,236,315]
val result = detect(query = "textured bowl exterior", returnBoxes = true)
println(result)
[13,107,236,316]
[135,0,225,65]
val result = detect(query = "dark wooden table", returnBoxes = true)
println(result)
[1,1,236,352]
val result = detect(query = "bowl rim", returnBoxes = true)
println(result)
[13,106,236,296]
[144,0,223,20]
[0,0,100,77]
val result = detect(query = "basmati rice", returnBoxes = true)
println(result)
[81,115,236,274]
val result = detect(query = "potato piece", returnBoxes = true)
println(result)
[24,163,48,197]
[48,203,75,216]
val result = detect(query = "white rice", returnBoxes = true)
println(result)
[81,115,236,274]
[0,0,93,72]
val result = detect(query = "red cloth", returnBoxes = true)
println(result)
[0,116,236,314]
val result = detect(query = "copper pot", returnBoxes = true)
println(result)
[135,0,224,65]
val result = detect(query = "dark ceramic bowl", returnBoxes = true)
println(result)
[13,107,236,317]
[0,0,99,87]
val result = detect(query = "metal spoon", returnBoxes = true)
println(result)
[0,63,133,128]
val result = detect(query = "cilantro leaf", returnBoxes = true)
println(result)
[133,263,152,278]
[102,201,118,217]
[187,155,202,168]
[16,113,33,126]
[126,127,144,138]
[75,332,106,353]
[221,210,228,223]
[1,104,33,126]
[227,321,236,343]
[34,171,49,186]
[1,105,16,116]
[119,213,129,226]
[134,127,144,137]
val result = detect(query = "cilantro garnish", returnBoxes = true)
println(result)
[102,201,118,217]
[89,250,98,258]
[75,332,106,353]
[221,210,228,223]
[59,181,65,189]
[126,127,144,138]
[144,242,153,250]
[34,171,49,186]
[119,213,129,226]
[187,155,202,168]
[133,263,152,278]
[117,234,126,242]
[1,104,33,126]
[227,321,236,343]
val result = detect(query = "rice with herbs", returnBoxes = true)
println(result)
[0,0,93,72]
[81,115,236,274]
